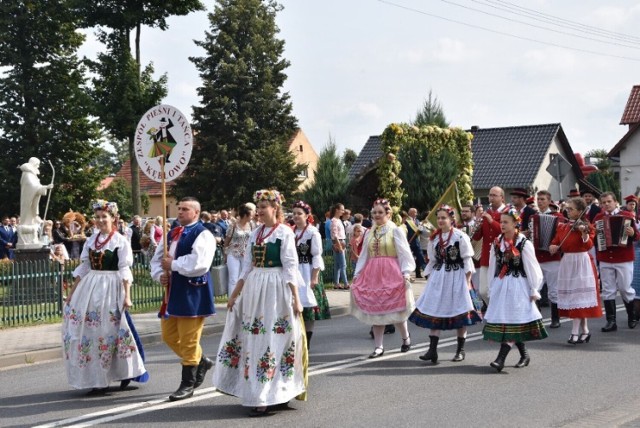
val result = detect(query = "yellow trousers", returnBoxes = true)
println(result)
[161,316,205,366]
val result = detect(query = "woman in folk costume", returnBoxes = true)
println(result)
[62,200,148,393]
[409,204,482,364]
[483,208,548,372]
[351,198,416,358]
[213,190,307,417]
[549,197,601,344]
[292,200,330,350]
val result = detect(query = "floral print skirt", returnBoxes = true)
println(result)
[212,267,307,407]
[62,271,146,389]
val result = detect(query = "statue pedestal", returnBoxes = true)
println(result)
[14,247,50,262]
[10,248,60,306]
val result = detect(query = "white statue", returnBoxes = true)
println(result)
[17,157,53,249]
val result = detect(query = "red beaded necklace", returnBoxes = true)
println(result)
[94,229,116,251]
[295,224,308,245]
[256,223,280,246]
[438,228,453,258]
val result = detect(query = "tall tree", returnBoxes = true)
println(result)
[412,89,449,128]
[343,148,358,170]
[73,0,204,214]
[301,140,349,215]
[399,90,455,211]
[585,148,620,198]
[0,0,104,218]
[86,30,167,194]
[175,0,304,208]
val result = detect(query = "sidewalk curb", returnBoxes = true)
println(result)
[0,304,353,371]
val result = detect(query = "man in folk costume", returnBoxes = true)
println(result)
[594,192,639,332]
[510,188,537,238]
[623,194,639,225]
[404,208,426,278]
[151,197,217,401]
[531,190,567,328]
[458,202,481,288]
[581,189,601,223]
[472,186,507,305]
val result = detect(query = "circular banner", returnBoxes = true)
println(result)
[134,104,193,183]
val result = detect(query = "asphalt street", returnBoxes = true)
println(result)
[2,305,640,428]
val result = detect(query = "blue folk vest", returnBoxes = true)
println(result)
[166,222,215,317]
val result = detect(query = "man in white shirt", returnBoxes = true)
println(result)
[151,197,216,401]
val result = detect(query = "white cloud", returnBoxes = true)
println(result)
[429,38,469,63]
[337,102,383,120]
[397,38,473,65]
[519,47,577,77]
[398,48,425,64]
[588,5,640,28]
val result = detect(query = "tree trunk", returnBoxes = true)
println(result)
[129,22,143,215]
[129,135,142,215]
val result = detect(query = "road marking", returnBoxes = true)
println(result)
[34,311,621,427]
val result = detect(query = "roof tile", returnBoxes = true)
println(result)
[621,85,640,125]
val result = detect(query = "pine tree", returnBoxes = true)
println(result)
[399,90,454,211]
[412,90,449,128]
[0,0,103,218]
[174,0,304,209]
[301,140,349,215]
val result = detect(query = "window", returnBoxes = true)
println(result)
[299,144,303,152]
[298,168,308,178]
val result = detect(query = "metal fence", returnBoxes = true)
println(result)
[0,244,353,328]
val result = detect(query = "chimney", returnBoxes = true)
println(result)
[470,125,479,132]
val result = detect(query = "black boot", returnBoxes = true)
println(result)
[193,356,214,389]
[601,300,618,332]
[549,303,561,328]
[490,343,511,372]
[514,342,530,368]
[419,335,439,363]
[539,284,550,307]
[306,331,313,350]
[169,365,197,401]
[451,337,465,362]
[625,301,637,329]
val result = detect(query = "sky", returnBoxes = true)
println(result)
[80,0,640,159]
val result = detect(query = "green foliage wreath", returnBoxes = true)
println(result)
[378,123,474,222]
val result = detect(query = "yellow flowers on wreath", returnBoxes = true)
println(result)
[378,123,475,223]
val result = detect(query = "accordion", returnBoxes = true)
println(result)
[529,214,560,252]
[460,223,482,262]
[595,215,632,251]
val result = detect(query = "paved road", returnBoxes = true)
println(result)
[2,304,640,428]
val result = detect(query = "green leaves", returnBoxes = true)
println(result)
[0,0,103,218]
[301,140,350,215]
[174,0,302,209]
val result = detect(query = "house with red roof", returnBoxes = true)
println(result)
[609,85,640,198]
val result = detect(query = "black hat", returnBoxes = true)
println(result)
[510,188,529,198]
[567,189,580,198]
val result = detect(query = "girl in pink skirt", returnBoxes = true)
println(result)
[351,199,416,358]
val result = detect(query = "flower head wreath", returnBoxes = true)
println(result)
[92,199,118,216]
[504,206,521,229]
[437,204,456,219]
[254,189,284,206]
[372,198,390,209]
[292,200,311,215]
